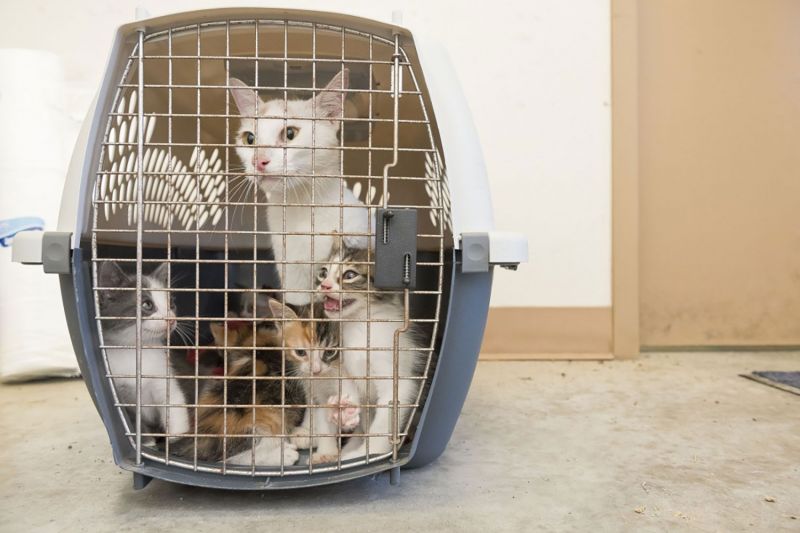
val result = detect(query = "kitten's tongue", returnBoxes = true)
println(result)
[324,296,341,312]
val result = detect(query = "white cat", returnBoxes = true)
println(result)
[229,70,369,307]
[314,244,424,461]
[97,261,190,439]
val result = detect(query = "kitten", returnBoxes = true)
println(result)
[97,261,190,438]
[288,310,362,465]
[229,70,370,307]
[314,243,424,461]
[170,298,323,467]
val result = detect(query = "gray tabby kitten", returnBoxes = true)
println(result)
[313,243,425,461]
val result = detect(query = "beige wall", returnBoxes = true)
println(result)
[637,0,800,346]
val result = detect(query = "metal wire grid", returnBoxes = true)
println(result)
[90,18,450,477]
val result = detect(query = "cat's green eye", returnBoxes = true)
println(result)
[295,349,307,358]
[323,349,337,362]
[142,299,154,312]
[342,269,359,281]
[317,267,328,281]
[243,131,255,145]
[284,126,298,141]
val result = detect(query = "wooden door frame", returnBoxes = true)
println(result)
[482,2,640,360]
[611,0,640,357]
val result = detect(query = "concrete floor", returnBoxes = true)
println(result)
[1,352,799,532]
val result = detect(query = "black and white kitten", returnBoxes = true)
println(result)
[97,261,190,438]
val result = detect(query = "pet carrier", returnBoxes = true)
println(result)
[12,8,527,490]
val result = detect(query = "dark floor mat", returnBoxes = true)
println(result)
[741,371,800,396]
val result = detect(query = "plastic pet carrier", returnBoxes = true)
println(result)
[12,8,527,490]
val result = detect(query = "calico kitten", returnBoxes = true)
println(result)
[229,70,370,307]
[170,298,329,467]
[288,309,362,465]
[97,261,190,438]
[314,243,425,461]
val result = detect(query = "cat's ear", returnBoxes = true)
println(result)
[98,261,128,288]
[209,323,225,346]
[229,78,258,117]
[315,69,349,119]
[209,322,240,346]
[266,298,298,321]
[150,262,170,286]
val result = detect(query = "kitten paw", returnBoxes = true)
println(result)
[228,439,299,466]
[311,453,340,465]
[326,394,360,432]
[281,443,300,466]
[141,437,158,448]
[290,426,315,449]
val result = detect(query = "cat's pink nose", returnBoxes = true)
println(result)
[320,280,332,290]
[256,158,270,171]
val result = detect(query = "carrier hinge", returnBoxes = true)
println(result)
[460,231,529,273]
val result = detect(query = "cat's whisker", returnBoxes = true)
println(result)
[224,179,245,224]
[232,181,253,226]
[226,179,247,209]
[173,322,195,346]
[169,271,188,286]
[177,329,195,348]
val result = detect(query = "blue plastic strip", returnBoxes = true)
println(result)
[0,217,45,247]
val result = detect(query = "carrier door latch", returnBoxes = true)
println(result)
[374,208,417,289]
[460,231,529,273]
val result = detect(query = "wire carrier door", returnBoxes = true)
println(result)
[90,17,452,478]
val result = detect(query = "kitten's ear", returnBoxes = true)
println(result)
[266,298,298,321]
[150,262,170,286]
[209,323,225,346]
[328,231,344,261]
[210,322,240,346]
[315,69,349,119]
[98,261,128,288]
[229,78,258,117]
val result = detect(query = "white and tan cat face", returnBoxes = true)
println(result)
[315,246,373,318]
[229,70,349,195]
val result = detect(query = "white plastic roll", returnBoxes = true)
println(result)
[0,49,79,381]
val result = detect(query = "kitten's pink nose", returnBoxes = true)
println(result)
[256,158,271,171]
[320,280,332,291]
